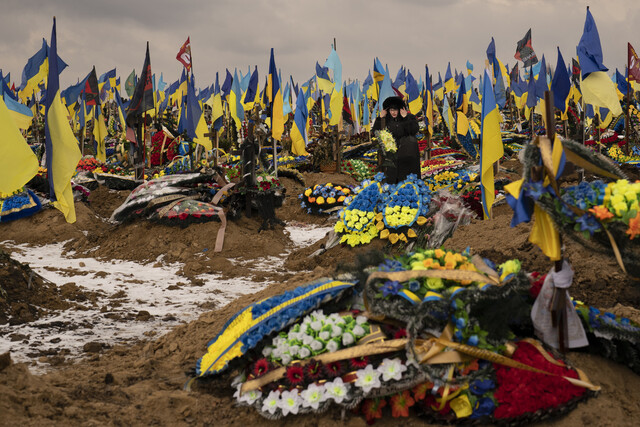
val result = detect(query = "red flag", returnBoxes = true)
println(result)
[629,43,640,82]
[176,37,192,71]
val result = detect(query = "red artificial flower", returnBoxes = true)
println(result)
[178,212,189,220]
[361,398,387,424]
[285,364,305,386]
[252,358,270,377]
[349,356,369,370]
[305,359,323,380]
[412,382,432,402]
[390,390,415,418]
[393,328,408,339]
[529,273,547,299]
[323,361,345,378]
[492,341,586,419]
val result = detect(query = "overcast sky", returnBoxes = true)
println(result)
[1,0,639,91]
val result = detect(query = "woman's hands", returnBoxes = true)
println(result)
[380,109,387,118]
[400,108,408,118]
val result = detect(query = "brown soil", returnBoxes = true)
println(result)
[1,170,640,426]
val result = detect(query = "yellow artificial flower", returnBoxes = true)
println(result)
[407,229,417,238]
[389,233,399,244]
[305,189,312,197]
[416,216,427,226]
[380,229,390,239]
[376,221,385,231]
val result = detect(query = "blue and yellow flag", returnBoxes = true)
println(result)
[291,88,309,156]
[44,18,82,223]
[424,65,434,137]
[577,7,622,116]
[444,62,455,93]
[267,48,284,141]
[480,69,503,220]
[0,95,38,194]
[229,69,244,130]
[551,48,571,118]
[406,70,422,115]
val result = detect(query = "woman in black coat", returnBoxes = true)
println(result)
[372,96,420,184]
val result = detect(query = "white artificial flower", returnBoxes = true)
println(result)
[272,337,285,347]
[298,346,311,359]
[354,365,382,393]
[231,373,246,388]
[319,331,331,341]
[404,350,420,369]
[302,334,314,346]
[377,358,407,382]
[325,377,349,404]
[310,340,323,352]
[353,325,366,337]
[342,332,355,346]
[331,325,343,338]
[289,345,300,355]
[328,313,342,323]
[281,353,292,366]
[279,390,301,416]
[310,321,323,331]
[235,385,262,405]
[355,315,367,325]
[262,390,281,415]
[326,340,339,353]
[311,310,326,322]
[300,383,326,410]
[262,347,273,357]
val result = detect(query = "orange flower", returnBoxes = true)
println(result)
[434,248,446,259]
[627,212,640,240]
[423,258,441,269]
[589,205,614,221]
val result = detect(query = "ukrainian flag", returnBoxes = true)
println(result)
[406,70,422,115]
[267,48,284,141]
[44,18,81,223]
[577,8,623,116]
[291,88,309,156]
[444,62,455,94]
[0,95,38,194]
[229,69,244,130]
[480,69,503,220]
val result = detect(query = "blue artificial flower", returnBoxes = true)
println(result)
[380,280,403,297]
[455,317,466,329]
[408,280,420,292]
[467,335,479,346]
[454,330,463,341]
[621,318,631,325]
[524,181,545,201]
[469,379,495,396]
[451,300,458,310]
[470,397,495,419]
[604,312,616,320]
[576,214,601,236]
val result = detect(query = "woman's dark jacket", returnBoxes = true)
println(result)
[372,113,420,183]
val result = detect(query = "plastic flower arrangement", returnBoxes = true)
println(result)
[76,155,101,172]
[299,183,352,214]
[255,174,281,193]
[334,175,385,247]
[420,159,464,177]
[378,130,397,153]
[424,170,478,193]
[262,310,371,365]
[607,145,640,164]
[334,174,434,247]
[341,159,376,182]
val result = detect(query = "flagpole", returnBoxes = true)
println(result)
[626,47,632,156]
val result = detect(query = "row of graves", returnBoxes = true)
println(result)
[3,95,640,424]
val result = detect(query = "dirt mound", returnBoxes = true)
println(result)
[0,249,103,326]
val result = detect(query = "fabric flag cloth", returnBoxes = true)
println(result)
[243,66,259,108]
[125,69,136,98]
[577,8,622,116]
[84,67,100,106]
[176,37,192,71]
[267,48,284,141]
[480,69,504,220]
[126,43,154,129]
[229,69,244,130]
[186,71,202,140]
[406,70,422,115]
[221,69,233,100]
[315,62,334,94]
[551,48,571,114]
[0,95,38,194]
[211,72,224,131]
[92,104,108,162]
[324,47,342,93]
[486,38,507,108]
[290,88,309,156]
[514,28,539,67]
[424,65,433,136]
[44,18,82,223]
[629,43,640,82]
[1,74,34,130]
[444,62,455,93]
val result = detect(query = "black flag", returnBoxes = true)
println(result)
[83,67,99,106]
[514,29,539,68]
[126,42,154,129]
